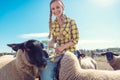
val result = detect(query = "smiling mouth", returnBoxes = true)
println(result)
[55,11,61,15]
[55,13,60,15]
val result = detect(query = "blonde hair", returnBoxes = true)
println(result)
[48,0,64,38]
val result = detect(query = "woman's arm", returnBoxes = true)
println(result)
[48,38,56,48]
[70,20,79,45]
[55,41,74,54]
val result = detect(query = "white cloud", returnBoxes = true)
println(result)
[19,33,120,50]
[77,39,120,50]
[91,0,119,7]
[78,40,113,44]
[20,33,49,38]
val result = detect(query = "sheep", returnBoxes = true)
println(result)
[59,51,120,80]
[0,39,47,80]
[76,50,97,69]
[101,51,120,70]
[79,57,97,69]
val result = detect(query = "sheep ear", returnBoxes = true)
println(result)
[7,43,23,51]
[101,53,106,56]
[81,54,85,58]
[113,53,119,56]
[7,44,19,51]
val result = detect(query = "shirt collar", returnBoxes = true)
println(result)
[54,14,67,24]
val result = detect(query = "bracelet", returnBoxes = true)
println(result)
[54,43,57,48]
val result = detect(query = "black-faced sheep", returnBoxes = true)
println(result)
[76,50,97,69]
[101,51,120,70]
[0,39,47,80]
[59,51,120,80]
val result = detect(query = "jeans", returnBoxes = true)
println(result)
[74,50,78,57]
[40,60,57,80]
[40,51,78,80]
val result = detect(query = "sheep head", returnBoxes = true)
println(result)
[101,52,119,61]
[76,50,85,58]
[7,39,48,69]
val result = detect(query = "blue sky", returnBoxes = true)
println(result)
[0,0,120,53]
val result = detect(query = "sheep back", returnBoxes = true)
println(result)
[80,57,97,69]
[109,56,120,70]
[59,52,120,80]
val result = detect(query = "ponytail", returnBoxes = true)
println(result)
[48,10,52,38]
[48,0,64,38]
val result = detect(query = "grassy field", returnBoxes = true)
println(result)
[94,56,113,70]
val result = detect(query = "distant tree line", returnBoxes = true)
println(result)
[0,52,15,57]
[1,40,120,57]
[79,48,120,58]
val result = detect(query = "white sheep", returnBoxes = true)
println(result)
[76,50,97,69]
[79,57,97,69]
[0,50,39,80]
[101,51,120,70]
[59,51,120,80]
[0,39,47,80]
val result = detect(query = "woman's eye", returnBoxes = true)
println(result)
[56,6,60,9]
[51,8,55,10]
[51,6,60,10]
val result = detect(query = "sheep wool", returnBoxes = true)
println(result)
[59,52,120,80]
[79,57,97,69]
[108,56,120,70]
[0,49,39,80]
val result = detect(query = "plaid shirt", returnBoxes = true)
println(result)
[51,15,79,52]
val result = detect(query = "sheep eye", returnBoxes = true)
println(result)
[25,48,30,52]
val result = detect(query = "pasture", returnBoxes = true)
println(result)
[0,55,15,68]
[0,55,113,80]
[0,55,113,70]
[94,56,113,70]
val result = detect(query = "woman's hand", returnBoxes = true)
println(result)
[48,41,54,48]
[55,42,74,54]
[48,39,55,48]
[55,46,64,54]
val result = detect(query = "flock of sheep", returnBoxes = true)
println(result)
[0,39,120,80]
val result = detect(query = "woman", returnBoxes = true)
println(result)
[49,0,79,54]
[40,0,79,80]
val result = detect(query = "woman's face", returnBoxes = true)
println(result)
[51,1,64,18]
